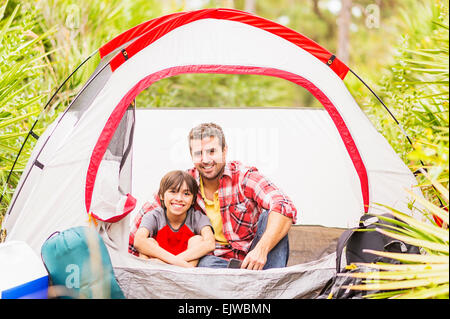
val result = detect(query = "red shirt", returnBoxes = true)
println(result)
[139,207,211,255]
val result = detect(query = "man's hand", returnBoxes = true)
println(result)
[240,244,268,270]
[241,212,292,270]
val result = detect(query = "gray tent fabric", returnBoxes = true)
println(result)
[113,253,336,299]
[102,224,344,299]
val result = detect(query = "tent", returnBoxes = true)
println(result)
[1,8,423,298]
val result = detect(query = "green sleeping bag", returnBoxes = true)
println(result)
[41,226,125,299]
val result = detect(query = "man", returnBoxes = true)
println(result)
[129,123,297,270]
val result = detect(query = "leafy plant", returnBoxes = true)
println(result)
[368,0,448,188]
[0,0,166,220]
[341,177,448,299]
[337,0,449,299]
[0,1,56,216]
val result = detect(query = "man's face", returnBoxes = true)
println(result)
[190,136,227,181]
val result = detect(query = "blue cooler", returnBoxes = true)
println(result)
[0,241,48,299]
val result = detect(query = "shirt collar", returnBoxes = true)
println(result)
[222,162,233,179]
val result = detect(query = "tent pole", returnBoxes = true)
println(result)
[0,50,98,206]
[349,68,444,207]
[348,68,414,146]
[42,49,99,111]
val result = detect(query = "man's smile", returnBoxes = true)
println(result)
[201,163,215,171]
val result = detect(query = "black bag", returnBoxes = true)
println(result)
[316,213,420,299]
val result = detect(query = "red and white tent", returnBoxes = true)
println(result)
[1,8,422,298]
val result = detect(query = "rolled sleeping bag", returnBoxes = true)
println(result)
[41,226,124,299]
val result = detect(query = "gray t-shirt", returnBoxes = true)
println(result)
[139,207,213,254]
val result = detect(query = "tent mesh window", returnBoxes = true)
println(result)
[107,103,135,195]
[90,103,135,218]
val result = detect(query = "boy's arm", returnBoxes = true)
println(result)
[129,193,162,253]
[134,228,193,268]
[177,226,215,262]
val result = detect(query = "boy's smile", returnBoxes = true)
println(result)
[162,181,194,218]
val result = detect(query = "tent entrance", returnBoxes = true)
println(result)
[86,65,369,228]
[129,107,364,228]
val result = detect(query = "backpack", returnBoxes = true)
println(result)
[41,226,125,299]
[316,213,420,299]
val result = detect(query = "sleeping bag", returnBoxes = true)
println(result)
[41,226,124,299]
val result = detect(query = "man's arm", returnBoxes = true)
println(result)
[134,228,194,268]
[241,212,292,270]
[240,169,297,270]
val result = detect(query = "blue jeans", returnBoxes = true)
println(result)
[197,210,289,269]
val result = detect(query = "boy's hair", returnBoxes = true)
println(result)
[158,170,198,209]
[188,122,226,152]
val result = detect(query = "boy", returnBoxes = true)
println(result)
[133,170,215,267]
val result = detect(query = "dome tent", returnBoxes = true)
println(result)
[1,8,422,298]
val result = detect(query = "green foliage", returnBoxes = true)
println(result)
[341,0,449,299]
[0,1,57,214]
[343,177,449,299]
[355,0,448,203]
[35,0,165,111]
[137,73,321,108]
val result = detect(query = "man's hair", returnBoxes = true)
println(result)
[188,122,227,152]
[158,170,198,209]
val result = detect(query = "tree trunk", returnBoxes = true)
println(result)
[221,0,235,8]
[244,0,256,13]
[310,0,335,41]
[337,0,352,64]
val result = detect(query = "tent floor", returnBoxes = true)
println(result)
[287,225,345,266]
[109,224,345,298]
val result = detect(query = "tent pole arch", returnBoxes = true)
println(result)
[99,6,419,164]
[85,64,370,219]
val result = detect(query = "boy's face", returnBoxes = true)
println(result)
[190,136,227,182]
[161,181,194,217]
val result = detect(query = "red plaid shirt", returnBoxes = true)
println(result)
[129,161,298,260]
